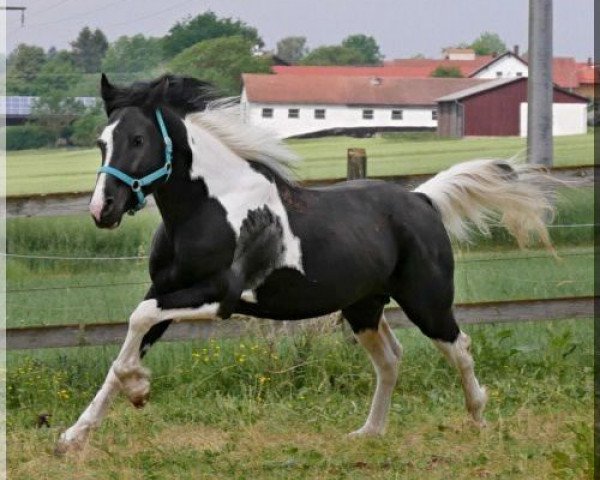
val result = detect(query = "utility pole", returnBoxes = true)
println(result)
[0,6,26,26]
[527,0,553,166]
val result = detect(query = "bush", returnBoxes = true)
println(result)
[431,66,463,78]
[71,107,106,146]
[6,124,55,150]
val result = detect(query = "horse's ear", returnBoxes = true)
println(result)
[100,73,115,101]
[146,76,170,107]
[100,73,118,114]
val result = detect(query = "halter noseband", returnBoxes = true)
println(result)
[98,108,173,215]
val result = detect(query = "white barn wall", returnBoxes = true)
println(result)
[519,103,587,137]
[473,56,529,79]
[244,101,437,138]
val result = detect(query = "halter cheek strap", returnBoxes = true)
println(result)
[98,108,173,215]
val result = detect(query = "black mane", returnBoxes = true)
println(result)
[101,74,220,116]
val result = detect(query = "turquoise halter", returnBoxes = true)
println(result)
[98,108,173,215]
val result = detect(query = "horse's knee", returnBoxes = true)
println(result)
[113,363,151,408]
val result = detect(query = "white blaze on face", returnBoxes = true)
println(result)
[90,120,120,221]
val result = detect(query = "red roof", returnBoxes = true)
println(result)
[576,62,599,85]
[273,55,588,90]
[551,57,579,89]
[273,57,493,79]
[243,74,489,106]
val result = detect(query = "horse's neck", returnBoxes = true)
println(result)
[156,119,280,231]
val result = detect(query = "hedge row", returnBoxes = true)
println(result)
[6,109,106,151]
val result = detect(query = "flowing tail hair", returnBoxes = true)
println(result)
[413,158,555,252]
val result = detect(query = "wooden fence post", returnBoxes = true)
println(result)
[341,148,368,343]
[347,148,367,180]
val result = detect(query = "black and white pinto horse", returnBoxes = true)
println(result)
[57,75,553,452]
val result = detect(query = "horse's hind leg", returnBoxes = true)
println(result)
[393,282,487,427]
[343,297,402,437]
[433,330,488,427]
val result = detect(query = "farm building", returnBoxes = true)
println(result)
[436,77,588,137]
[241,74,487,138]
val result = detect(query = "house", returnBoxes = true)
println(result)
[241,74,488,138]
[436,77,588,137]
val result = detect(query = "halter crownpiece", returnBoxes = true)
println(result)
[98,108,173,215]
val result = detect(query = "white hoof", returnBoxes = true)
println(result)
[348,425,384,438]
[54,427,89,456]
[468,385,488,427]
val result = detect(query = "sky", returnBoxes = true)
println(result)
[2,0,595,60]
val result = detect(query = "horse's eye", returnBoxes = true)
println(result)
[133,135,144,147]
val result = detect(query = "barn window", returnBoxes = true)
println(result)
[262,108,273,118]
[431,109,438,120]
[362,109,374,120]
[288,108,299,119]
[391,109,403,120]
[496,71,503,78]
[516,72,523,77]
[314,109,326,119]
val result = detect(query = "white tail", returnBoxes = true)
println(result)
[414,159,555,251]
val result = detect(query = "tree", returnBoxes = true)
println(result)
[470,32,507,56]
[431,66,463,78]
[71,27,109,73]
[300,45,368,66]
[168,36,271,96]
[162,11,263,58]
[341,34,383,64]
[6,44,47,94]
[275,36,308,64]
[31,94,86,140]
[102,35,163,73]
[33,51,83,96]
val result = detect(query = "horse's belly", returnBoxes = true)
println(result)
[237,266,380,320]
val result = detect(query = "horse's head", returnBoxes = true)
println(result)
[90,75,173,228]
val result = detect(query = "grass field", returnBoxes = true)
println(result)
[6,131,594,196]
[7,317,593,479]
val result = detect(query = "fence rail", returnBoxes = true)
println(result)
[6,296,594,350]
[6,165,596,218]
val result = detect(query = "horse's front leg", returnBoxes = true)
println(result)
[56,280,225,454]
[112,290,222,407]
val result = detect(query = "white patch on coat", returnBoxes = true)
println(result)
[433,332,487,426]
[90,120,120,221]
[349,316,402,437]
[183,117,304,273]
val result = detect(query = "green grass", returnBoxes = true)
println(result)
[7,318,593,479]
[6,131,594,196]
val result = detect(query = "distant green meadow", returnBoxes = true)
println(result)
[6,131,594,196]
